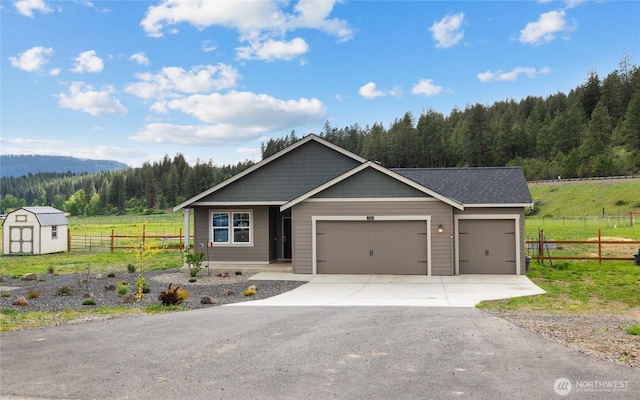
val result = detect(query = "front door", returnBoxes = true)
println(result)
[283,217,292,259]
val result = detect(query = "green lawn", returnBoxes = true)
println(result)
[478,260,640,315]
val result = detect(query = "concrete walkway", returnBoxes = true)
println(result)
[235,273,546,307]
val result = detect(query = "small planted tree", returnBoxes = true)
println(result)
[185,250,205,280]
[126,224,158,300]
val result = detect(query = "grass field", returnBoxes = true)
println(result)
[528,179,640,217]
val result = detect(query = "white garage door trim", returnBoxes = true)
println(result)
[454,214,521,275]
[312,215,432,275]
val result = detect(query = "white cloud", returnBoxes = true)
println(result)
[56,82,127,116]
[71,50,104,73]
[163,91,326,126]
[236,147,261,160]
[130,52,149,65]
[8,46,53,72]
[519,10,574,45]
[125,64,240,100]
[429,13,464,49]
[140,0,352,61]
[14,0,52,18]
[236,37,309,62]
[131,91,326,145]
[411,79,443,97]
[202,39,217,52]
[358,82,386,99]
[477,66,552,82]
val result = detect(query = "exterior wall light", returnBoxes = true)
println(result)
[437,224,444,233]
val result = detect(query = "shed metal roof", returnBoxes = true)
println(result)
[21,207,68,226]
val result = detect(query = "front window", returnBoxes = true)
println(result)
[51,225,58,239]
[211,211,252,245]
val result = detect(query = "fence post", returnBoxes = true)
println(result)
[598,228,602,265]
[631,211,634,227]
[539,229,544,264]
[143,224,146,252]
[111,229,114,253]
[67,229,71,252]
[179,228,183,251]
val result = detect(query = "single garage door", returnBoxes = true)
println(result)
[316,220,428,274]
[458,219,516,274]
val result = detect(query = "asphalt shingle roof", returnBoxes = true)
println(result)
[392,167,532,205]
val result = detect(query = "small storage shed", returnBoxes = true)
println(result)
[2,206,69,255]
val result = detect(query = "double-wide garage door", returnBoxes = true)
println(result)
[316,220,427,275]
[458,219,516,274]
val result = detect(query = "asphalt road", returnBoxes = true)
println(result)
[0,307,637,400]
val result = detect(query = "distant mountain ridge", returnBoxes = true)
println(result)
[0,155,129,178]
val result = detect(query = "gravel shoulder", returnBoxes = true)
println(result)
[1,270,637,369]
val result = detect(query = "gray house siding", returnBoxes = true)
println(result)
[292,200,454,275]
[454,207,526,275]
[196,140,361,203]
[313,167,430,198]
[193,206,271,263]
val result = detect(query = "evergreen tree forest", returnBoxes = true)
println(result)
[264,59,640,180]
[1,60,639,216]
[0,156,253,216]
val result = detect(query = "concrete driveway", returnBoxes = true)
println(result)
[237,273,546,307]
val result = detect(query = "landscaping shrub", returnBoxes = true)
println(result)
[127,264,136,273]
[54,285,74,296]
[158,283,189,305]
[27,287,43,299]
[622,324,640,336]
[82,299,96,306]
[116,284,129,295]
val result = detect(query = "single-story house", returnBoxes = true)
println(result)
[174,135,533,275]
[2,206,69,255]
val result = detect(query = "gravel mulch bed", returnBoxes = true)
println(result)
[0,269,305,314]
[485,310,640,368]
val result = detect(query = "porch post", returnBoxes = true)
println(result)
[183,209,190,266]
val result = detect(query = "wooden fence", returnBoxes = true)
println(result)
[527,228,640,264]
[67,228,192,253]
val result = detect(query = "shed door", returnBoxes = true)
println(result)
[9,226,34,255]
[458,219,516,274]
[316,220,428,274]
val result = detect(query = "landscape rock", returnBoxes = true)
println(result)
[247,285,257,291]
[235,271,243,275]
[104,283,116,291]
[83,293,95,299]
[21,273,36,281]
[223,289,234,296]
[12,297,29,306]
[95,274,105,280]
[200,296,217,305]
[121,294,136,303]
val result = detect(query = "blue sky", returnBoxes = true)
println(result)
[2,0,639,168]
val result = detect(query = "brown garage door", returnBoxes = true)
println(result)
[316,220,428,274]
[458,219,516,274]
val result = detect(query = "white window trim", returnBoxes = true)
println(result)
[210,210,253,247]
[51,225,58,239]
